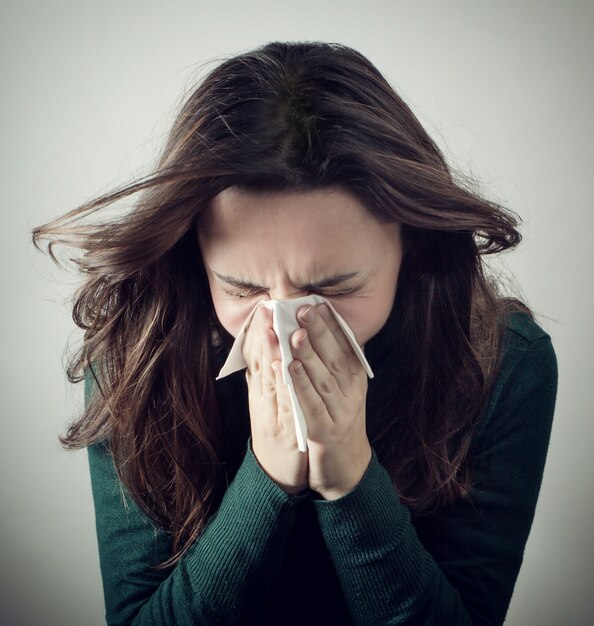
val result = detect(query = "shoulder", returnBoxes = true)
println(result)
[498,308,557,395]
[472,310,558,446]
[87,439,122,505]
[501,309,552,345]
[497,310,557,381]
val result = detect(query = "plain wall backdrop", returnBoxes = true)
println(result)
[3,1,593,624]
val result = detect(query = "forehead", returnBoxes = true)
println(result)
[197,186,401,282]
[200,186,382,237]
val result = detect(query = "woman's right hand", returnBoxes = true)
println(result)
[242,304,309,495]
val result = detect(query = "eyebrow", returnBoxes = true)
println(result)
[211,270,363,291]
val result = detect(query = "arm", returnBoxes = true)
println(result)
[310,331,558,625]
[85,373,307,626]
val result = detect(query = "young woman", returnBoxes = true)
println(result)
[32,41,558,625]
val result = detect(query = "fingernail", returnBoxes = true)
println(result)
[318,304,332,320]
[294,329,308,347]
[300,306,315,323]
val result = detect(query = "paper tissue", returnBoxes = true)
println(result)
[216,295,374,452]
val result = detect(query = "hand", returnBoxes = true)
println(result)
[242,304,309,495]
[288,303,372,500]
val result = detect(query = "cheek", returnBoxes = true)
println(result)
[211,293,259,338]
[329,270,399,345]
[330,296,394,346]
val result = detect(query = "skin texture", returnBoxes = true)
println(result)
[198,186,403,499]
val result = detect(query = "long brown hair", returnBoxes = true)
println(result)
[31,40,530,569]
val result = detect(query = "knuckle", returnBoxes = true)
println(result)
[277,401,293,420]
[300,350,314,365]
[308,323,327,345]
[329,353,348,374]
[263,376,276,395]
[299,339,315,362]
[320,376,338,396]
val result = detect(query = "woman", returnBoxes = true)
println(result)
[32,41,558,625]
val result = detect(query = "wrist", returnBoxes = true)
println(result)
[309,442,373,500]
[249,437,309,496]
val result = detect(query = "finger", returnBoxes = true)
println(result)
[261,326,279,402]
[289,359,334,433]
[242,306,264,376]
[300,304,359,368]
[244,305,274,398]
[295,306,361,395]
[316,305,364,384]
[316,304,358,358]
[290,328,349,412]
[272,360,297,436]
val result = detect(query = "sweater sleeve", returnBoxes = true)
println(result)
[311,330,558,626]
[85,373,308,625]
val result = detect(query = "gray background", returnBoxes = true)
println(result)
[4,1,593,624]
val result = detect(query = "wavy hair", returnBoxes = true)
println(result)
[31,40,530,569]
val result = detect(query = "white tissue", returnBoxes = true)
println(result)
[216,295,374,452]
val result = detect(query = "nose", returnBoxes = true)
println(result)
[268,285,308,300]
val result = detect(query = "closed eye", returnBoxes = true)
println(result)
[222,288,266,299]
[222,287,360,299]
[317,286,361,298]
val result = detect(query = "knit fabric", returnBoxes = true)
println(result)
[86,311,557,625]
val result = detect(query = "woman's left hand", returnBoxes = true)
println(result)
[288,303,372,500]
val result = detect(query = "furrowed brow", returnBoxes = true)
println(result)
[300,272,361,290]
[213,272,262,290]
[212,270,362,290]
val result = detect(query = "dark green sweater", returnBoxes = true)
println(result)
[86,311,557,625]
